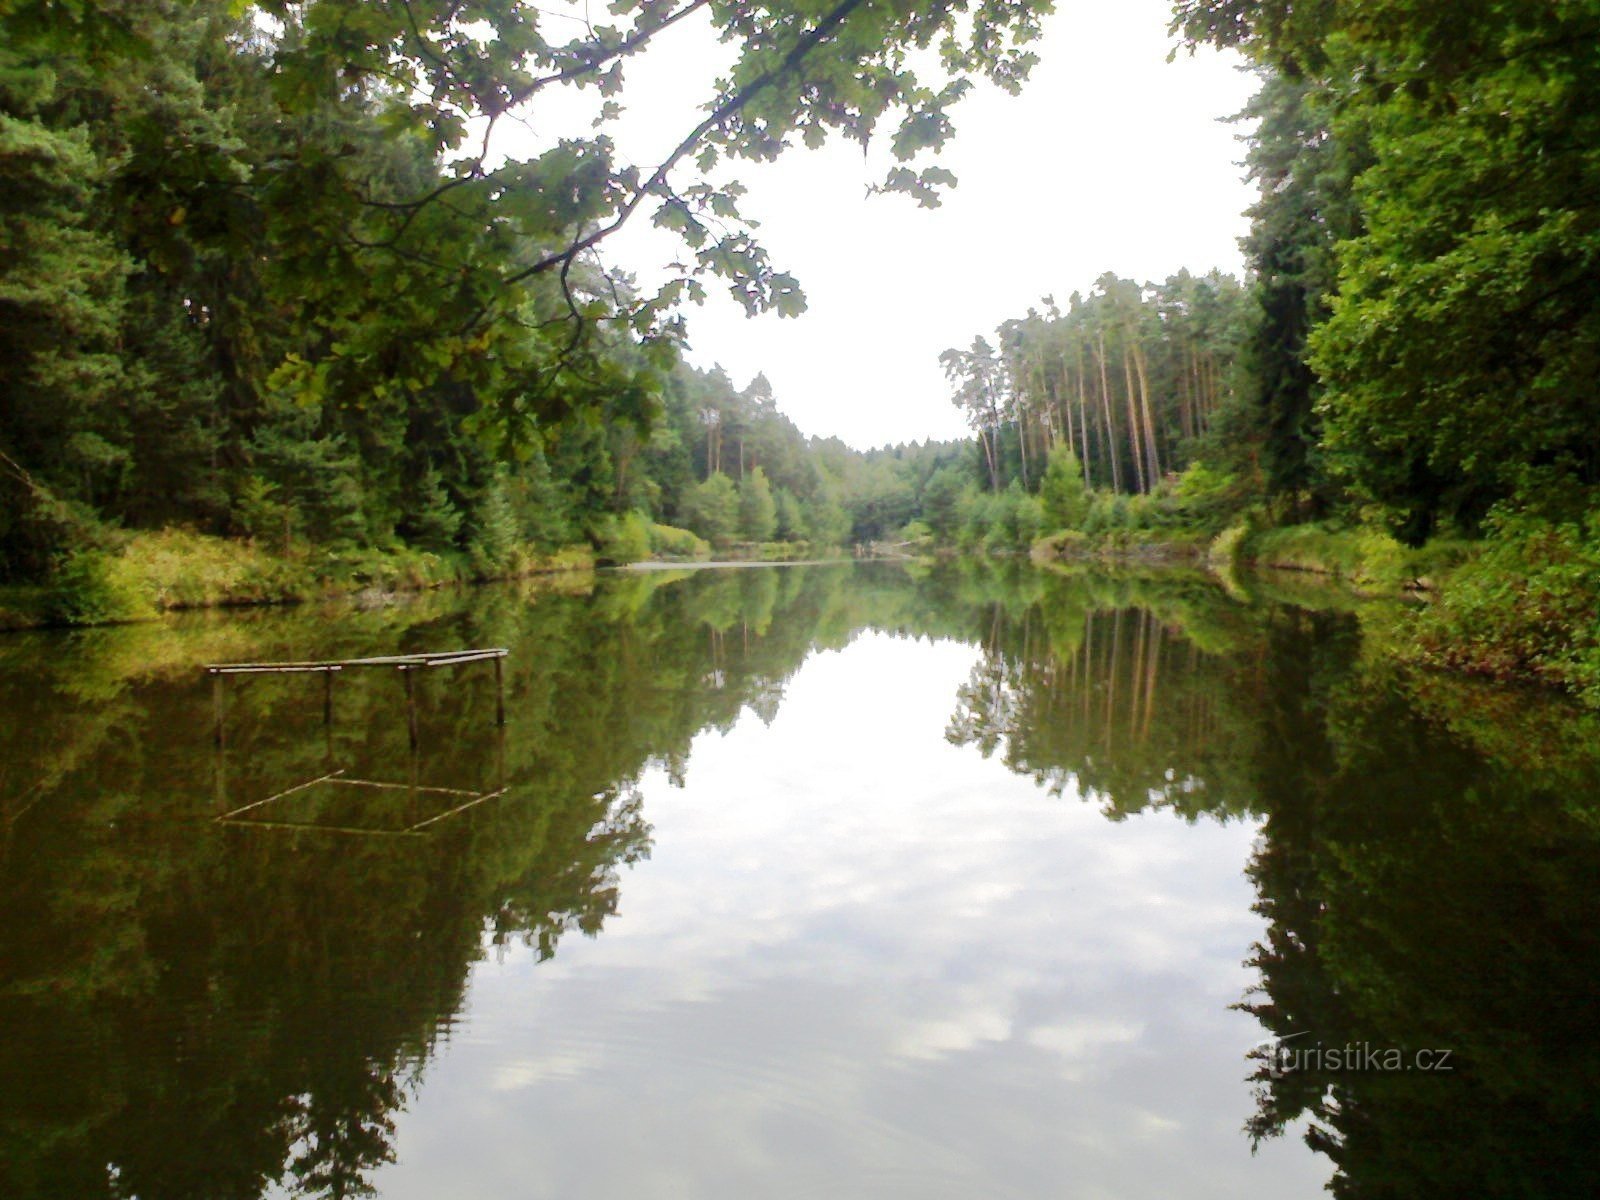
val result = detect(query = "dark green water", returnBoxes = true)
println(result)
[2,562,1598,1199]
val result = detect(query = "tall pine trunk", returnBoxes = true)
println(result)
[1096,331,1121,493]
[1122,343,1146,494]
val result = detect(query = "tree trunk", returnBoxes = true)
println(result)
[1134,342,1161,487]
[1076,338,1092,489]
[1096,331,1121,493]
[1122,343,1146,494]
[978,426,1000,492]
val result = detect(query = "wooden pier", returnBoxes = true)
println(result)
[204,648,508,748]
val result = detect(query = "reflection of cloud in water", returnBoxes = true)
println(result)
[380,634,1327,1200]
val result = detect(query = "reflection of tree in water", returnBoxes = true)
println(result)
[0,567,853,1199]
[1233,662,1600,1199]
[6,562,1600,1198]
[944,570,1275,820]
[936,569,1600,1198]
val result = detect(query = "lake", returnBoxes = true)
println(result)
[3,561,1598,1199]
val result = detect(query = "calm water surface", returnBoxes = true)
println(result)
[3,563,1598,1199]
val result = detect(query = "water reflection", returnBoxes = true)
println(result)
[1,563,1597,1197]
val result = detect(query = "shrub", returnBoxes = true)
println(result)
[649,522,711,560]
[47,549,151,624]
[1415,510,1600,703]
[1207,521,1252,571]
[592,511,652,564]
[1173,460,1244,531]
[1031,529,1089,563]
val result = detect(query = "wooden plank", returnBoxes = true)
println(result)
[204,648,507,674]
[417,651,506,668]
[216,818,426,838]
[408,787,510,831]
[324,777,482,798]
[210,664,345,676]
[215,769,347,820]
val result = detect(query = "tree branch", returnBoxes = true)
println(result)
[500,0,871,292]
[509,0,714,106]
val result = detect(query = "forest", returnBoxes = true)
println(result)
[2,0,1598,701]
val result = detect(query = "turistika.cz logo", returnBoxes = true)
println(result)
[1253,1033,1456,1079]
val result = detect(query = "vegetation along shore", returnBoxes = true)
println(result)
[3,1,1597,706]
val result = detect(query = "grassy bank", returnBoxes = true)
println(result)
[0,529,595,631]
[1217,518,1600,707]
[1229,523,1473,594]
[1028,511,1600,708]
[590,516,828,565]
[1030,527,1211,565]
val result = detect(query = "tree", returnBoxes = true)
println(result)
[1178,0,1600,540]
[0,52,129,576]
[942,337,1007,492]
[738,466,777,543]
[1039,445,1089,531]
[404,464,461,553]
[920,465,968,542]
[681,473,739,546]
[0,0,1057,584]
[1234,71,1359,518]
[774,488,808,542]
[806,493,852,549]
[242,0,1055,360]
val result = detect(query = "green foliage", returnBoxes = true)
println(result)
[946,270,1251,502]
[592,510,652,565]
[957,482,1044,555]
[1173,460,1247,532]
[681,473,740,547]
[1039,445,1089,531]
[738,466,777,543]
[1233,72,1358,516]
[1245,523,1471,594]
[403,465,462,555]
[43,529,315,623]
[467,470,522,573]
[1180,0,1600,543]
[1207,520,1253,572]
[805,494,852,549]
[46,549,151,625]
[0,0,1059,586]
[1305,7,1600,538]
[919,465,966,541]
[773,488,808,542]
[1414,512,1600,704]
[647,523,710,561]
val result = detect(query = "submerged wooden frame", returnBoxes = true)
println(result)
[213,767,510,836]
[202,647,512,836]
[203,648,508,748]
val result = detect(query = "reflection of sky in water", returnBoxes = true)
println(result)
[374,633,1329,1198]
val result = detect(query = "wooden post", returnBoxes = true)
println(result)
[402,665,418,749]
[212,671,225,748]
[213,735,228,814]
[496,721,507,793]
[494,656,505,727]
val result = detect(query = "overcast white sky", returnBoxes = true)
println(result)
[513,0,1260,449]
